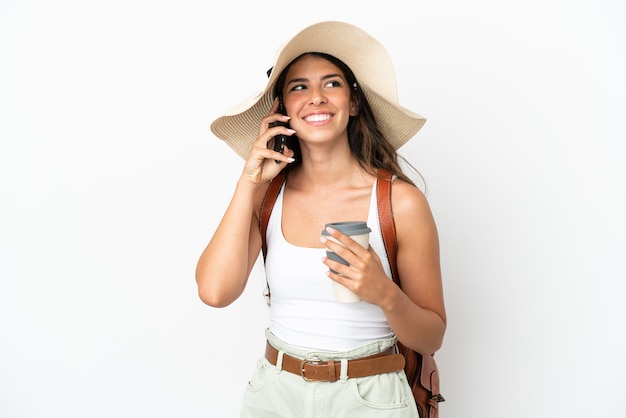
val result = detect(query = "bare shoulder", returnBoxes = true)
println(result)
[390,179,435,226]
[389,178,439,258]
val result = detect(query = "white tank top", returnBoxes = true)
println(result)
[264,179,395,351]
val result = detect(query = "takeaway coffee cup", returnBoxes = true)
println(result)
[322,221,372,303]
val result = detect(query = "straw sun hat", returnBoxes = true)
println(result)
[210,21,426,160]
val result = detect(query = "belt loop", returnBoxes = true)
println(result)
[275,350,284,373]
[339,358,348,383]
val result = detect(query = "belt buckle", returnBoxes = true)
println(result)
[300,356,323,381]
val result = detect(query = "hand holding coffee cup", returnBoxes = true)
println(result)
[321,221,372,303]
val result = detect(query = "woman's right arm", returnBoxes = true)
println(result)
[195,99,295,307]
[195,178,266,307]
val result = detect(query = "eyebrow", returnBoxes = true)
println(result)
[286,73,344,86]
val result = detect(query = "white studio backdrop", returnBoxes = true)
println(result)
[1,0,625,417]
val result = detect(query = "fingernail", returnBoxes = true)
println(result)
[320,236,327,243]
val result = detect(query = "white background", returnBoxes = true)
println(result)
[1,1,625,417]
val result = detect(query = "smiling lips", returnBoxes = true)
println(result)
[304,113,332,123]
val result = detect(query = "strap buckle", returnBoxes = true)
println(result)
[300,356,323,381]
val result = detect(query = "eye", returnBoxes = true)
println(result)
[324,79,342,88]
[290,84,307,91]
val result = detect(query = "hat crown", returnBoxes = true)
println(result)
[266,21,399,105]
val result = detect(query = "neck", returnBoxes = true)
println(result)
[289,142,371,194]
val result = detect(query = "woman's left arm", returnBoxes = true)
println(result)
[380,180,446,355]
[321,180,446,355]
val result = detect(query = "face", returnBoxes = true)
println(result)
[280,54,356,145]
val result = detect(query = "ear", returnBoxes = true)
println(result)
[349,99,358,117]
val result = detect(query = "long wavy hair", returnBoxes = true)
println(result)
[273,52,424,189]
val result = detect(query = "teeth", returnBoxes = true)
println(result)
[305,114,331,122]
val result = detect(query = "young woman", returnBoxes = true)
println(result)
[196,21,446,417]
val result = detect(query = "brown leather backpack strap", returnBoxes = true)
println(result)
[260,169,288,262]
[376,168,400,288]
[378,169,445,415]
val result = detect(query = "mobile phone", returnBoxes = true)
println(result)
[271,98,289,162]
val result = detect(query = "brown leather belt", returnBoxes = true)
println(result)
[265,341,405,382]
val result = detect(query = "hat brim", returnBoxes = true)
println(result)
[210,21,426,159]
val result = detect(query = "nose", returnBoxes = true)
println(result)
[309,86,327,106]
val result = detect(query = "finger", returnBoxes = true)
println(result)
[247,132,295,177]
[259,113,296,141]
[259,100,291,135]
[250,143,295,164]
[323,256,367,291]
[322,255,351,279]
[251,125,293,152]
[282,145,295,159]
[320,241,363,279]
[323,227,369,256]
[320,235,354,266]
[273,144,296,164]
[270,96,280,112]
